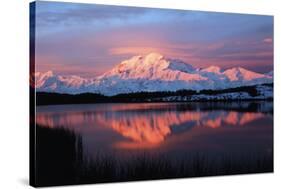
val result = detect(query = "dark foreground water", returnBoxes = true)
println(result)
[35,101,273,186]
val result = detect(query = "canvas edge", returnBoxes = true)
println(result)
[29,1,37,187]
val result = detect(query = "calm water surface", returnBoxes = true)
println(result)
[36,102,273,161]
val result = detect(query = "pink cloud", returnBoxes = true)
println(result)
[263,38,273,43]
[35,55,105,77]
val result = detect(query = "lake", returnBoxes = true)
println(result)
[35,101,273,185]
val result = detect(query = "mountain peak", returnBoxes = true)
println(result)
[45,70,54,76]
[145,52,164,60]
[202,65,222,74]
[223,67,268,81]
[224,67,247,73]
[141,52,165,66]
[106,52,168,76]
[35,70,54,78]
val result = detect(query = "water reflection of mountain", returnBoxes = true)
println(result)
[36,102,273,145]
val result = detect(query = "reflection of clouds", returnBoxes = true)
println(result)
[36,105,267,145]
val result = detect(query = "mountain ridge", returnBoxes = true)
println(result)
[34,52,273,96]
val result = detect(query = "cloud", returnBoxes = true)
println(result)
[35,55,106,78]
[109,47,162,56]
[263,38,273,43]
[35,1,152,28]
[34,1,274,75]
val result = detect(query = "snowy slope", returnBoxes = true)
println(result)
[158,84,273,102]
[35,53,273,96]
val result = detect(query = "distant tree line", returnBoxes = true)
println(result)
[35,83,273,105]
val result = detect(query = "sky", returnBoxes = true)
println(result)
[34,1,273,77]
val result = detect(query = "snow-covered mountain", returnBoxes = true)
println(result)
[34,52,273,96]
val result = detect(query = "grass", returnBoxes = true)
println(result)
[79,152,272,183]
[33,124,273,187]
[35,125,83,186]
